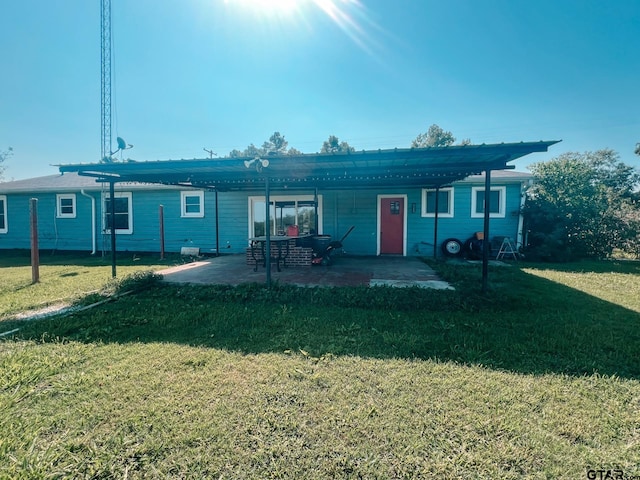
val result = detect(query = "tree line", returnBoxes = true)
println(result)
[224,124,469,159]
[226,132,357,158]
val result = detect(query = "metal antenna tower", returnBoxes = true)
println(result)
[100,0,112,162]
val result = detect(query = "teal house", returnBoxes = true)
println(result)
[0,142,557,259]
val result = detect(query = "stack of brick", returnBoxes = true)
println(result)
[246,238,313,267]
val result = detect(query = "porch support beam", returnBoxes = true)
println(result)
[433,186,440,259]
[314,188,319,234]
[481,169,491,294]
[214,189,220,256]
[265,176,271,287]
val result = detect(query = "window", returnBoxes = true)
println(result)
[249,195,322,237]
[103,191,133,234]
[56,194,76,218]
[0,196,6,233]
[422,188,454,217]
[471,186,506,218]
[181,191,204,218]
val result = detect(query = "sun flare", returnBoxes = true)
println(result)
[224,0,363,26]
[224,0,302,18]
[223,0,379,56]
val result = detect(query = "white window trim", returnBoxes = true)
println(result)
[0,195,7,234]
[247,194,323,239]
[180,190,205,218]
[421,187,454,218]
[471,186,506,218]
[56,193,77,218]
[102,191,133,235]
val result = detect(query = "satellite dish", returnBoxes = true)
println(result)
[116,137,127,150]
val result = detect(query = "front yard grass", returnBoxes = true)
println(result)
[1,255,639,478]
[0,251,177,320]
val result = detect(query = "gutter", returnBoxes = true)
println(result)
[516,180,532,249]
[80,189,97,255]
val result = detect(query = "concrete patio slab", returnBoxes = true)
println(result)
[158,254,452,289]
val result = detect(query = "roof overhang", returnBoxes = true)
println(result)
[58,141,560,190]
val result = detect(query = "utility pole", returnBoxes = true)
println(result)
[203,148,217,159]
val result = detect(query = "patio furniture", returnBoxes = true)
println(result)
[249,236,292,272]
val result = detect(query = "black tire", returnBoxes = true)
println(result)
[465,237,483,260]
[441,238,463,257]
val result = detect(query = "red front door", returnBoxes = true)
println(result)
[380,197,404,254]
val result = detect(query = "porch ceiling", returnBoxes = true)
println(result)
[58,141,559,190]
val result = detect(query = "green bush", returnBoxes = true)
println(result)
[523,150,640,261]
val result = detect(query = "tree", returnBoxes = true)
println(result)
[411,124,456,148]
[262,132,288,155]
[320,135,355,154]
[0,147,12,181]
[522,149,640,261]
[227,149,244,158]
[245,144,263,158]
[226,132,294,157]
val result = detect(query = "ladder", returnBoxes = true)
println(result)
[496,237,519,260]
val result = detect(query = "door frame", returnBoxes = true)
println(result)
[376,194,407,256]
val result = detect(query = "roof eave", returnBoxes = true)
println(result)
[57,140,560,190]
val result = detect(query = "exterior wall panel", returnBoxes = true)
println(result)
[0,192,96,251]
[327,190,379,256]
[0,178,527,257]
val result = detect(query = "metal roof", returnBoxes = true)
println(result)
[0,173,98,193]
[0,173,180,194]
[459,170,533,184]
[1,169,533,194]
[57,141,559,190]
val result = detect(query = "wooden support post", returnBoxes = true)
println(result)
[30,198,40,284]
[109,181,117,278]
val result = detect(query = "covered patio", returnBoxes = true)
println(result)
[159,254,453,289]
[58,140,559,292]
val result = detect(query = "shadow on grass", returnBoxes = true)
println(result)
[11,263,640,380]
[519,258,640,275]
[0,249,182,269]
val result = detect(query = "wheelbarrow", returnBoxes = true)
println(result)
[311,226,355,265]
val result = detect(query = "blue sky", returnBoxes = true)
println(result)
[1,0,638,180]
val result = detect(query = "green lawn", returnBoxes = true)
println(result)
[1,254,639,478]
[0,251,177,320]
